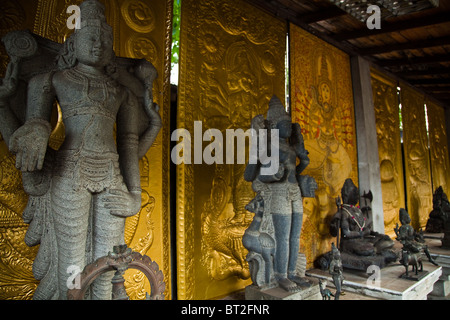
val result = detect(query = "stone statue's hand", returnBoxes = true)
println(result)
[148,103,162,126]
[274,165,285,180]
[0,59,20,101]
[142,87,162,125]
[103,189,142,218]
[251,114,265,130]
[9,119,51,172]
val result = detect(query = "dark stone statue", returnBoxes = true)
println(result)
[318,179,396,271]
[395,208,438,278]
[0,0,161,299]
[328,243,343,300]
[426,186,450,233]
[243,96,317,293]
[426,187,450,248]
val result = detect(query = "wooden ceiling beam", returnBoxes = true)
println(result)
[377,53,450,67]
[244,0,360,56]
[409,78,450,85]
[397,68,450,77]
[332,11,450,41]
[359,35,450,56]
[297,6,347,24]
[414,85,450,92]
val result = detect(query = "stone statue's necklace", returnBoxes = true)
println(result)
[341,204,366,231]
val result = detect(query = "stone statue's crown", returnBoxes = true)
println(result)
[266,95,291,123]
[399,208,410,225]
[79,0,111,31]
[331,242,339,255]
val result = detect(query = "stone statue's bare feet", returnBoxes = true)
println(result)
[278,278,300,292]
[289,275,311,288]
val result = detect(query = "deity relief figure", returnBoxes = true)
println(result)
[243,96,316,292]
[0,0,161,299]
[303,53,353,238]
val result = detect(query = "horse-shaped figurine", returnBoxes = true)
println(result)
[400,250,423,277]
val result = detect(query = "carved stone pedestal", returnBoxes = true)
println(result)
[245,278,321,300]
[307,263,442,300]
[426,234,450,300]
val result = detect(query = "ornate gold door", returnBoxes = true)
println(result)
[427,100,450,196]
[177,0,287,300]
[400,84,433,230]
[0,0,172,300]
[371,69,405,237]
[289,24,358,269]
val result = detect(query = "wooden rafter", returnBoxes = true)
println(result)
[332,11,450,41]
[377,54,450,67]
[358,35,450,56]
[298,6,347,24]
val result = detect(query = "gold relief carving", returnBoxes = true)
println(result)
[401,84,433,229]
[35,0,83,43]
[0,228,39,300]
[121,0,156,33]
[290,24,358,269]
[178,0,286,299]
[0,148,38,300]
[125,34,159,64]
[426,100,450,195]
[371,70,405,237]
[0,0,25,34]
[34,0,120,48]
[0,0,36,301]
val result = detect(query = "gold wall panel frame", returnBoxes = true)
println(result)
[0,0,172,300]
[177,0,287,300]
[289,23,358,269]
[400,83,433,230]
[371,69,405,237]
[0,0,47,301]
[426,99,450,196]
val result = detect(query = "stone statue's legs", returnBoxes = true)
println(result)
[272,213,290,279]
[52,176,91,300]
[272,213,299,291]
[90,189,127,300]
[288,199,303,275]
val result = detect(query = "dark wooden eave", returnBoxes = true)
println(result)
[245,0,450,109]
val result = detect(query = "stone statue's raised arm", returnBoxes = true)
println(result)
[0,57,21,147]
[135,61,162,159]
[9,71,55,172]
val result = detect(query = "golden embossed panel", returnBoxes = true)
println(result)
[401,84,433,230]
[177,0,286,300]
[290,24,358,269]
[426,100,450,195]
[0,0,41,301]
[0,0,172,300]
[371,69,405,237]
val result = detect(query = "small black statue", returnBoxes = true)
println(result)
[426,186,450,233]
[395,208,438,278]
[329,243,344,300]
[318,279,334,300]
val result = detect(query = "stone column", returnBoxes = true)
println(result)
[351,56,384,233]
